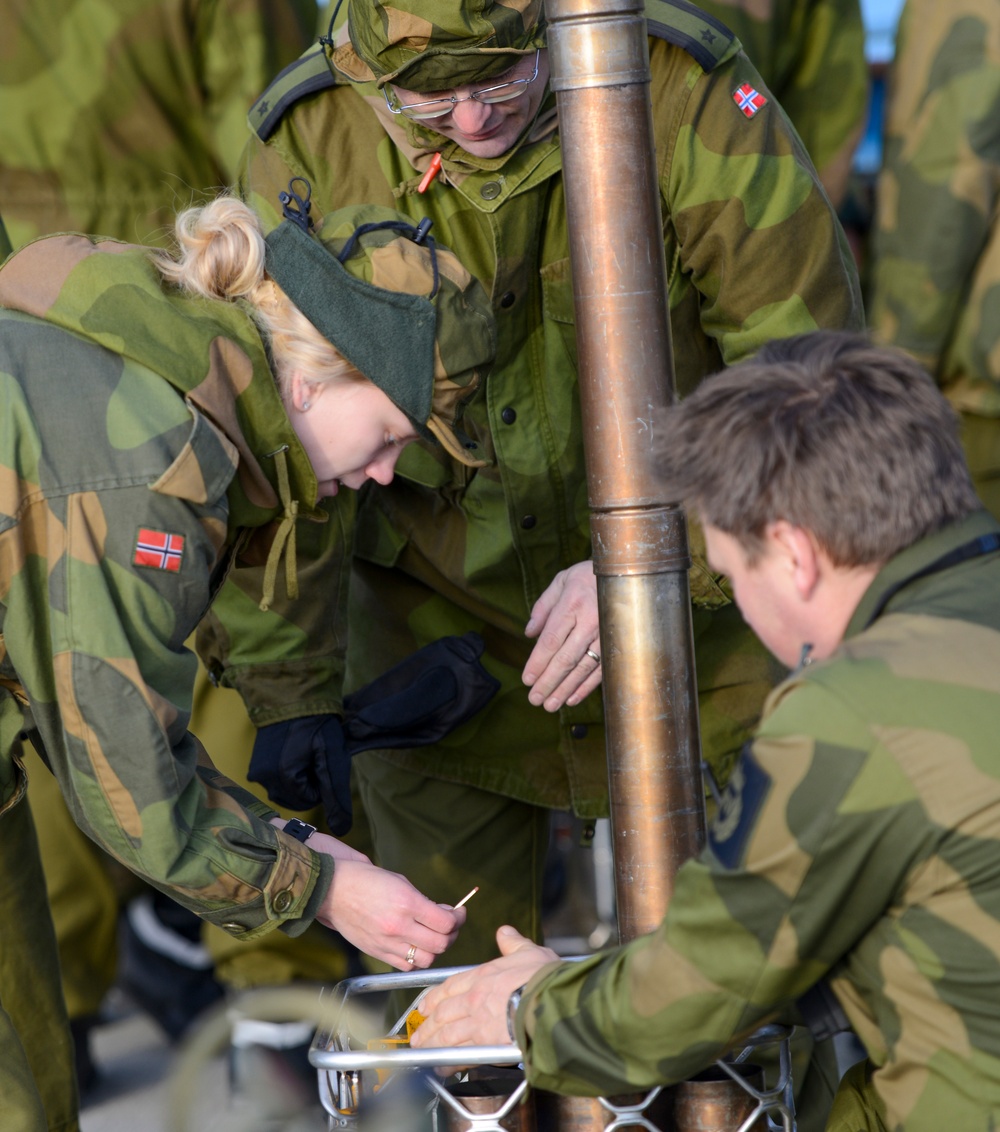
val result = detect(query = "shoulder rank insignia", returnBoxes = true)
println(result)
[134,528,185,573]
[733,83,767,118]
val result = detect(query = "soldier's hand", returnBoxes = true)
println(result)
[315,859,466,970]
[410,926,559,1056]
[522,560,602,711]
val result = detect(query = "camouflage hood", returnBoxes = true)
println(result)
[0,234,311,526]
[331,0,546,90]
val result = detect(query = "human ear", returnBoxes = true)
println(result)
[289,371,321,413]
[767,521,820,600]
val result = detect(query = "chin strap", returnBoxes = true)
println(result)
[259,445,299,612]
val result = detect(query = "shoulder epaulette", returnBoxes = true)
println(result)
[644,0,737,72]
[249,46,346,142]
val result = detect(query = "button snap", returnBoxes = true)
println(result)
[571,724,588,740]
[273,890,294,914]
[480,181,502,200]
[501,407,517,425]
[500,291,515,308]
[521,515,537,530]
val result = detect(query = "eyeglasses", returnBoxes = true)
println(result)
[383,49,541,121]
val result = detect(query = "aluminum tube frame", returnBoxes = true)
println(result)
[547,0,706,942]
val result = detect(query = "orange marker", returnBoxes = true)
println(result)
[417,152,443,194]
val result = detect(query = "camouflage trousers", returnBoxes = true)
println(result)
[0,693,78,1132]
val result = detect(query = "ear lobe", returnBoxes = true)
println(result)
[289,371,321,413]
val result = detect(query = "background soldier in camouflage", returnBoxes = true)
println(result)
[869,0,1000,521]
[696,0,868,206]
[414,330,1000,1132]
[0,0,318,248]
[238,0,863,975]
[0,196,487,1132]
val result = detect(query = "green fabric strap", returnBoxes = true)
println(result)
[260,446,299,612]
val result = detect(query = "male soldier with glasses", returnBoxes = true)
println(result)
[236,0,863,981]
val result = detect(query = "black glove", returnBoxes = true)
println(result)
[248,714,353,834]
[249,632,500,835]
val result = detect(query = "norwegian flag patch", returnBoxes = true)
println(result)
[134,527,185,573]
[733,83,767,118]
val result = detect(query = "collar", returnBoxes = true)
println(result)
[846,510,1000,638]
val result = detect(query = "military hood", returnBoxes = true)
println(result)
[0,234,325,612]
[0,233,320,526]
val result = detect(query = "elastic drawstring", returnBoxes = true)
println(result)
[259,446,299,612]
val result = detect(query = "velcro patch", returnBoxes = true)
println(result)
[134,527,185,573]
[733,83,767,118]
[709,743,772,869]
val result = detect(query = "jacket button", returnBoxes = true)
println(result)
[500,291,516,308]
[273,890,294,914]
[481,181,502,200]
[571,724,588,740]
[521,515,537,530]
[221,921,247,934]
[501,407,517,424]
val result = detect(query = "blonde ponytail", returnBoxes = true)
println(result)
[154,196,366,394]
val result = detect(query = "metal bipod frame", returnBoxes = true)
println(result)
[309,967,796,1131]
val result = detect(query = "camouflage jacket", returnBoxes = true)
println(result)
[869,0,1000,418]
[240,2,863,814]
[697,0,867,204]
[519,510,1000,1130]
[0,234,336,938]
[0,0,317,250]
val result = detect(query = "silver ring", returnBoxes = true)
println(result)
[586,648,601,664]
[405,945,417,965]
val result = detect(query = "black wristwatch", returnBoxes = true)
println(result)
[283,818,318,844]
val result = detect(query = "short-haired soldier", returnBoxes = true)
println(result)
[413,331,1000,1131]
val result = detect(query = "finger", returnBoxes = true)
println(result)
[527,639,602,708]
[524,575,565,639]
[414,899,463,936]
[559,663,605,711]
[523,619,597,693]
[495,925,532,955]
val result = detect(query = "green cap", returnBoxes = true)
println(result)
[264,198,494,467]
[331,0,546,91]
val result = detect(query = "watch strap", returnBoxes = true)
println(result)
[283,818,318,844]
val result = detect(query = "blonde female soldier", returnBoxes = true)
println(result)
[0,188,493,1131]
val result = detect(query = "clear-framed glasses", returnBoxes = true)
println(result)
[383,49,541,121]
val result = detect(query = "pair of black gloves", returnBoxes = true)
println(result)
[248,633,499,835]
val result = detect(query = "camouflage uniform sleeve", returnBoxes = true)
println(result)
[7,383,332,938]
[195,0,318,184]
[657,41,864,389]
[516,678,908,1095]
[869,0,1000,378]
[196,494,356,724]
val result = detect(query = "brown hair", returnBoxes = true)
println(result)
[655,331,979,567]
[153,196,365,394]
